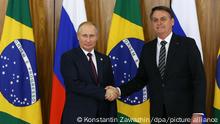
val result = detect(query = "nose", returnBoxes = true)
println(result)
[85,36,91,42]
[157,20,162,25]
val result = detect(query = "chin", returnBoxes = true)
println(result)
[85,48,93,51]
[156,32,164,35]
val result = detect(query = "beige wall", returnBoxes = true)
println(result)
[0,0,219,123]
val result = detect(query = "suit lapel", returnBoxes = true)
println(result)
[151,40,161,77]
[78,48,97,85]
[95,51,103,86]
[164,34,179,79]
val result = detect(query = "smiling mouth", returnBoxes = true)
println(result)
[157,27,162,30]
[157,26,165,30]
[85,44,93,47]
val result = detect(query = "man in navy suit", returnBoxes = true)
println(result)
[106,6,206,124]
[61,21,117,124]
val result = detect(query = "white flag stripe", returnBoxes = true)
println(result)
[63,0,87,31]
[172,0,203,61]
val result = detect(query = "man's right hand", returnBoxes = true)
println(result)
[105,86,119,101]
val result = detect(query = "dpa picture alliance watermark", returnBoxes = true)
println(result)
[119,117,218,123]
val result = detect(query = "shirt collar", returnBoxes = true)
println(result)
[157,32,173,45]
[81,48,95,57]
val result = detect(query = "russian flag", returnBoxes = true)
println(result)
[49,0,87,124]
[171,0,203,61]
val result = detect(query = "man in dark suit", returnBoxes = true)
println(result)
[106,6,206,124]
[61,21,117,124]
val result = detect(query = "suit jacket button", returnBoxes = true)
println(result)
[162,83,165,87]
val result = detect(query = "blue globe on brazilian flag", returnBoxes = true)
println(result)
[107,0,150,123]
[0,0,42,123]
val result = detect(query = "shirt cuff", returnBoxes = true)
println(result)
[193,113,204,116]
[116,87,121,97]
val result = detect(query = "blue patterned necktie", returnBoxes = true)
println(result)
[158,41,167,79]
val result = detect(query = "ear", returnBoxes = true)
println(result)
[172,18,175,26]
[77,33,80,40]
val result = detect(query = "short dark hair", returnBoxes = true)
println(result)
[150,6,174,20]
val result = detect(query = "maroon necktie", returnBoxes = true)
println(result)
[87,53,98,84]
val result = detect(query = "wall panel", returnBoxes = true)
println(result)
[197,0,220,117]
[0,0,7,37]
[30,0,54,124]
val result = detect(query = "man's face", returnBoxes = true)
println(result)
[77,24,98,52]
[151,10,174,38]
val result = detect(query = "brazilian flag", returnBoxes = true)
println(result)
[214,48,220,123]
[107,0,150,123]
[0,0,42,123]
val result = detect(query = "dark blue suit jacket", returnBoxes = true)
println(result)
[120,34,206,119]
[61,47,117,124]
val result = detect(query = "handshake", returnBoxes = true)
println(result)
[104,86,120,101]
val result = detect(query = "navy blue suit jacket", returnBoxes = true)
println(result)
[61,47,117,124]
[119,34,206,118]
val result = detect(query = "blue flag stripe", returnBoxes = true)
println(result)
[172,11,186,36]
[53,7,79,85]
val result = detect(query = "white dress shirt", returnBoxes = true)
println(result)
[81,48,98,74]
[156,32,172,66]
